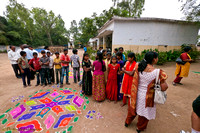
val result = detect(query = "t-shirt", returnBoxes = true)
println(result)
[70,54,80,68]
[93,60,105,75]
[39,56,50,68]
[18,57,29,69]
[60,54,70,67]
[29,58,41,70]
[49,57,54,69]
[54,58,61,69]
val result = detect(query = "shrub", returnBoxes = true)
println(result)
[0,50,7,53]
[123,50,132,60]
[157,52,168,65]
[87,47,97,61]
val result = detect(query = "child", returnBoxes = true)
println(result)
[54,52,62,85]
[119,47,126,62]
[113,48,118,56]
[106,56,120,102]
[121,52,137,106]
[39,50,51,86]
[47,52,55,84]
[92,52,106,101]
[18,51,33,88]
[116,52,124,100]
[104,52,111,84]
[102,50,107,60]
[70,49,80,83]
[60,49,70,87]
[29,52,41,86]
[82,53,92,95]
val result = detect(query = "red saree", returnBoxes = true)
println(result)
[121,61,136,97]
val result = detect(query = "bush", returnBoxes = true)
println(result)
[166,50,182,61]
[0,50,7,53]
[87,47,97,61]
[157,52,168,65]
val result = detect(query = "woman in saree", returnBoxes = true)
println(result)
[173,46,193,86]
[125,52,168,133]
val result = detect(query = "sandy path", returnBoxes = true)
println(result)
[0,49,199,133]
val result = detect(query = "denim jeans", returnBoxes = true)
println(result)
[49,68,55,83]
[55,69,62,84]
[36,70,41,85]
[73,67,80,83]
[41,68,51,85]
[60,66,69,84]
[21,68,30,86]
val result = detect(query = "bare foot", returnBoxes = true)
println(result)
[107,100,111,103]
[114,101,117,104]
[121,103,126,107]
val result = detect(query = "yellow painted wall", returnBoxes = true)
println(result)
[112,45,181,53]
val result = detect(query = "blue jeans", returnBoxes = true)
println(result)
[60,66,69,84]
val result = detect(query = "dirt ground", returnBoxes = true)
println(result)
[0,49,200,133]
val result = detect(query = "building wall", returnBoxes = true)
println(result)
[112,21,199,52]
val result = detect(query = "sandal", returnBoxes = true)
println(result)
[172,82,176,86]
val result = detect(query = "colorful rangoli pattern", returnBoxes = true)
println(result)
[0,87,92,133]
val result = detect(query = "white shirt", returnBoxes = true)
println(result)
[8,50,19,64]
[16,48,23,59]
[24,48,33,60]
[49,57,54,69]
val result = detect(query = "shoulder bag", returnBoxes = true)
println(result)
[154,69,167,104]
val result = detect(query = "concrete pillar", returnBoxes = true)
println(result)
[103,36,106,49]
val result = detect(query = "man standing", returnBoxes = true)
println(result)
[8,46,21,78]
[60,49,70,87]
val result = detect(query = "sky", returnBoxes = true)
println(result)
[0,0,185,29]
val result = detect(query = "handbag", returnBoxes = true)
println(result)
[154,69,167,104]
[176,57,186,65]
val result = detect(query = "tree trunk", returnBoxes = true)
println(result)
[47,30,53,46]
[27,29,33,42]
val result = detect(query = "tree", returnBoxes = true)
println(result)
[180,0,200,21]
[32,8,58,45]
[112,0,145,17]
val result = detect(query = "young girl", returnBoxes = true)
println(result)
[121,52,137,106]
[82,53,92,95]
[116,52,124,100]
[104,52,111,84]
[106,56,120,102]
[92,52,106,101]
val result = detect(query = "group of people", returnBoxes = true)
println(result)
[8,45,81,88]
[7,44,199,132]
[81,46,168,132]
